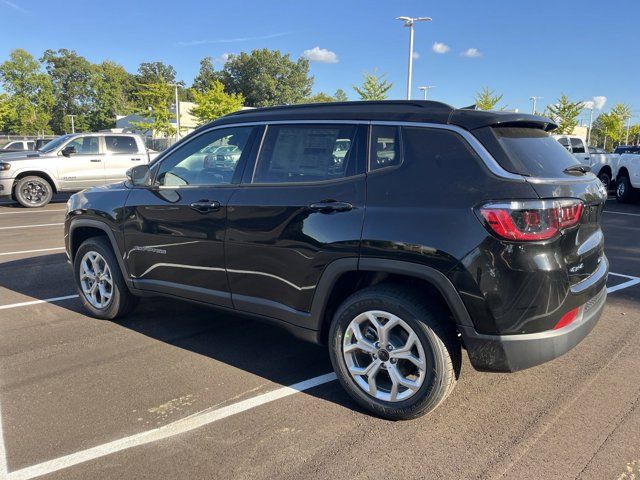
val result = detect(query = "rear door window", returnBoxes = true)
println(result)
[105,136,139,154]
[570,137,585,154]
[491,127,580,177]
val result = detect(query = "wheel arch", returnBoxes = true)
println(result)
[617,166,629,180]
[310,258,473,345]
[13,170,59,193]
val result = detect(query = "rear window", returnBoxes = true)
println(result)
[105,136,138,154]
[492,127,580,177]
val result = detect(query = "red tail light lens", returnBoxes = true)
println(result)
[479,199,583,241]
[553,307,581,330]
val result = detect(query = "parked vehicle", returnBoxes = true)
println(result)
[0,139,35,154]
[0,133,158,207]
[614,145,640,155]
[65,101,608,420]
[614,152,640,202]
[553,135,620,189]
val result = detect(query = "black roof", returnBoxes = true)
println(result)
[211,100,557,132]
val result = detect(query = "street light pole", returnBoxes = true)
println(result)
[529,96,543,115]
[418,85,436,100]
[67,114,76,134]
[625,116,632,145]
[397,16,432,100]
[587,106,594,147]
[169,83,181,139]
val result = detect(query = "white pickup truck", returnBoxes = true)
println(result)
[0,133,158,207]
[553,135,620,190]
[613,152,640,202]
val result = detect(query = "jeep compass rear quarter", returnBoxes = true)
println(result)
[65,101,608,420]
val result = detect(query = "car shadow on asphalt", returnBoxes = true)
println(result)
[0,252,366,414]
[0,194,71,208]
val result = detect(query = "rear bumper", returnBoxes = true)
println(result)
[460,285,607,372]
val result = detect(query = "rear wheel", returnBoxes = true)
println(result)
[616,175,635,203]
[598,171,611,191]
[14,175,53,208]
[74,237,138,319]
[328,284,461,420]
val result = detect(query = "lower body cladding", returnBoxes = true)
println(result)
[459,285,607,372]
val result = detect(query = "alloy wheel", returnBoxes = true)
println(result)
[79,251,114,309]
[21,180,48,205]
[342,310,427,402]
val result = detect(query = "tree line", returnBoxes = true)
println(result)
[0,48,391,136]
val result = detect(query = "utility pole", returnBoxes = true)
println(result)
[418,85,436,100]
[586,105,594,147]
[625,116,632,145]
[397,16,432,100]
[67,114,76,134]
[169,83,181,139]
[529,96,543,115]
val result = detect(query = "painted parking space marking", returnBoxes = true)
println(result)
[0,209,66,215]
[607,272,640,294]
[0,223,63,231]
[0,295,79,311]
[603,210,640,218]
[3,373,337,480]
[0,247,65,257]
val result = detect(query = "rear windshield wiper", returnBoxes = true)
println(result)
[564,164,591,175]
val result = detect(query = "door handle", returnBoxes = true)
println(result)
[90,159,101,163]
[131,158,141,161]
[308,200,353,213]
[190,200,221,213]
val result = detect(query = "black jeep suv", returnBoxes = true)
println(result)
[65,101,608,420]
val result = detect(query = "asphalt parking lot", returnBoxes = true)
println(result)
[1,195,639,480]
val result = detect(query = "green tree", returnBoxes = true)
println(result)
[305,92,336,103]
[192,57,221,94]
[544,94,584,135]
[0,49,53,134]
[88,60,137,131]
[221,49,313,107]
[593,104,632,147]
[0,93,14,132]
[131,82,176,137]
[136,61,177,84]
[190,80,244,124]
[353,72,392,100]
[334,88,349,102]
[41,48,94,133]
[474,87,505,111]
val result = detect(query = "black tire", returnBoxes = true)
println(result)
[14,175,53,208]
[73,236,138,319]
[598,171,611,192]
[328,284,461,420]
[616,175,634,203]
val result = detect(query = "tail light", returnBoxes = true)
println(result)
[478,199,583,241]
[553,307,581,330]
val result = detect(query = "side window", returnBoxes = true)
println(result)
[27,141,35,150]
[155,126,256,187]
[67,136,99,155]
[105,136,138,154]
[557,137,570,151]
[370,126,401,170]
[570,137,585,154]
[6,141,20,149]
[253,124,361,184]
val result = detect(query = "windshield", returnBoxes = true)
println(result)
[39,134,73,153]
[492,127,580,177]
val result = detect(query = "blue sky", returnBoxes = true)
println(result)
[1,0,639,121]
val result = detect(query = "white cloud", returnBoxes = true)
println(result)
[412,52,420,60]
[461,48,483,58]
[303,46,339,63]
[178,32,291,47]
[217,53,232,63]
[432,42,450,54]
[593,96,607,110]
[1,0,28,13]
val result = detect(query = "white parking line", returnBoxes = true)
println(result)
[0,223,63,231]
[0,247,65,257]
[0,209,66,215]
[607,272,640,293]
[604,210,640,218]
[5,372,337,480]
[0,399,8,476]
[0,295,79,311]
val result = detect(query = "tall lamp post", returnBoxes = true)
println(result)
[169,83,181,139]
[418,85,436,100]
[529,96,543,115]
[583,101,595,147]
[67,114,76,134]
[396,16,432,100]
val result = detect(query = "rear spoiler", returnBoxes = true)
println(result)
[449,109,557,132]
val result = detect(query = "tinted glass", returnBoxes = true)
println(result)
[27,141,35,150]
[67,136,99,155]
[570,137,585,154]
[493,127,580,177]
[156,126,255,186]
[5,142,21,149]
[254,124,360,183]
[105,136,138,154]
[39,135,72,153]
[370,126,401,170]
[557,137,570,149]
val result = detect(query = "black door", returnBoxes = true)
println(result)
[123,125,261,307]
[226,123,367,328]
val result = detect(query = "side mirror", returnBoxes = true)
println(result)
[61,145,77,157]
[126,164,151,187]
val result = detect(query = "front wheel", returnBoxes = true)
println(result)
[74,236,138,319]
[328,284,461,420]
[598,172,611,192]
[14,175,53,208]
